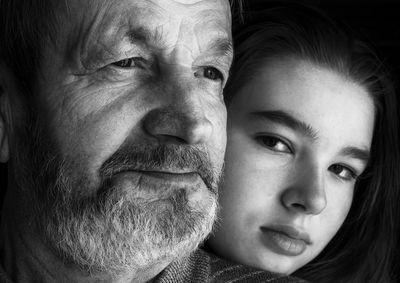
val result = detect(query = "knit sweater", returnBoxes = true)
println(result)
[155,249,307,282]
[0,249,307,283]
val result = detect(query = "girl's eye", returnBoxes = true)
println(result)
[111,57,142,68]
[329,164,357,181]
[257,136,292,153]
[202,67,224,82]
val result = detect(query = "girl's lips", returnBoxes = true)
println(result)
[260,225,311,256]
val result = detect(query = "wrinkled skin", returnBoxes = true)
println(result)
[0,0,232,282]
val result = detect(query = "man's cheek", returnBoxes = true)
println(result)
[64,117,132,174]
[211,101,227,148]
[52,88,144,152]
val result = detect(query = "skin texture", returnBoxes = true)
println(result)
[208,57,375,275]
[41,0,232,193]
[0,0,232,282]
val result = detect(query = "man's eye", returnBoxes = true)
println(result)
[256,136,292,153]
[111,58,141,68]
[329,164,358,181]
[203,67,224,81]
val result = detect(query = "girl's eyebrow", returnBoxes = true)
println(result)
[250,110,371,164]
[249,110,318,140]
[339,146,370,163]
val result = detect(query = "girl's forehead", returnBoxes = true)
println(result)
[229,57,375,152]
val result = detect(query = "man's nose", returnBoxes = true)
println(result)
[143,80,213,145]
[280,165,327,215]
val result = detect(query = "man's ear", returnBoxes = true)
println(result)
[0,66,12,163]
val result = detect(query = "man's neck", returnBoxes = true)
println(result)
[0,187,169,283]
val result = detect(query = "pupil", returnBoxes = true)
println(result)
[332,165,342,173]
[264,137,277,147]
[206,68,216,80]
[121,59,130,67]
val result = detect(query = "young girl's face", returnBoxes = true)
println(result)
[208,57,375,274]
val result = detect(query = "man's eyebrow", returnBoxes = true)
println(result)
[126,27,153,44]
[208,37,233,58]
[126,26,168,47]
[125,28,232,59]
[339,146,370,162]
[250,110,318,140]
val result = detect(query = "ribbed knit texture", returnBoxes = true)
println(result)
[155,249,308,283]
[0,249,307,282]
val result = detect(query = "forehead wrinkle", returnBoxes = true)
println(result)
[61,0,120,69]
[63,0,163,64]
[174,11,231,64]
[167,17,200,65]
[146,0,226,9]
[196,10,232,48]
[60,0,230,70]
[206,37,233,59]
[130,3,230,64]
[102,3,171,54]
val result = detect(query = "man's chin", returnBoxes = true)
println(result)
[13,112,221,276]
[41,177,217,276]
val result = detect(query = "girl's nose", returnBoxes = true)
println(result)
[280,166,327,215]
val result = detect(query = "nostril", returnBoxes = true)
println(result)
[291,203,306,211]
[157,134,187,144]
[143,108,212,145]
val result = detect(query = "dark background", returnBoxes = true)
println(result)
[308,0,400,87]
[246,0,400,87]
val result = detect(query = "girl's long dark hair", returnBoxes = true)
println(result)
[226,3,400,282]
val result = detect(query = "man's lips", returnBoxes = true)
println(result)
[135,170,201,183]
[109,164,200,176]
[111,170,206,194]
[260,224,312,256]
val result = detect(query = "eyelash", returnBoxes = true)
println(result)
[255,135,293,154]
[255,134,360,182]
[111,58,225,84]
[329,164,359,181]
[195,66,225,83]
[111,57,146,69]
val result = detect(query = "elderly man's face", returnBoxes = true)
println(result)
[14,0,232,276]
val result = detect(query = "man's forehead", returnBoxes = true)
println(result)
[57,0,231,49]
[50,0,232,70]
[60,0,231,22]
